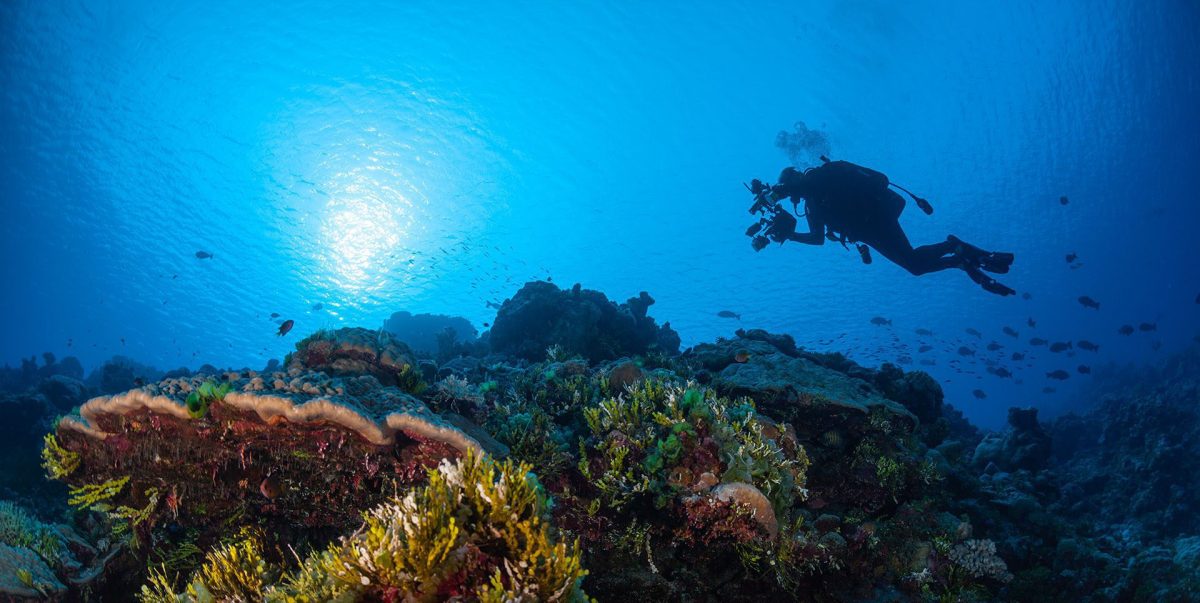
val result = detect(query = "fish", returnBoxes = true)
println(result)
[1078,296,1100,310]
[993,367,1013,378]
[1059,195,1069,205]
[1030,338,1049,346]
[1011,352,1025,361]
[1022,292,1032,300]
[870,316,892,326]
[1077,365,1091,374]
[915,328,934,336]
[972,389,987,399]
[957,346,975,357]
[734,350,751,363]
[311,303,324,311]
[1046,370,1070,380]
[1139,322,1157,332]
[195,251,213,259]
[918,345,933,353]
[919,359,936,366]
[1002,327,1018,338]
[965,328,982,338]
[717,310,741,320]
[260,476,284,500]
[1077,340,1100,352]
[1027,317,1036,328]
[1065,252,1078,263]
[1042,386,1057,393]
[486,300,502,309]
[1118,325,1135,335]
[277,319,295,336]
[986,342,1003,352]
[1050,341,1072,353]
[270,312,280,319]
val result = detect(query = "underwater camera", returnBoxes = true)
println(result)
[744,178,788,251]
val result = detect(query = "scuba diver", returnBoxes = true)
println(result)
[745,157,1016,296]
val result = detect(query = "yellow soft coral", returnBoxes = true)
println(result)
[40,433,80,480]
[67,476,129,510]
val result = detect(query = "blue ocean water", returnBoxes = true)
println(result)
[1,0,1197,429]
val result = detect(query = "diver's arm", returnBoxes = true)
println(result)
[787,212,826,245]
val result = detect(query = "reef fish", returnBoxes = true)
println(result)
[717,310,741,320]
[1078,296,1101,310]
[1046,370,1071,380]
[195,250,213,259]
[915,328,934,336]
[1059,195,1069,205]
[260,476,284,500]
[1077,365,1092,375]
[1030,338,1049,346]
[987,366,1013,378]
[1027,317,1037,328]
[1050,341,1072,353]
[986,342,1003,352]
[277,319,294,336]
[1118,325,1135,335]
[734,350,751,363]
[1077,340,1100,352]
[1065,252,1078,263]
[1002,327,1018,338]
[965,328,982,339]
[957,346,975,357]
[311,303,324,311]
[270,312,280,319]
[918,345,933,353]
[1011,352,1025,361]
[870,316,892,326]
[1139,322,1157,332]
[972,389,987,399]
[1022,292,1033,300]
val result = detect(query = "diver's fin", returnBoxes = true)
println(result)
[963,264,1016,296]
[978,252,1014,274]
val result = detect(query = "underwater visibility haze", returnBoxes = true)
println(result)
[1,1,1199,601]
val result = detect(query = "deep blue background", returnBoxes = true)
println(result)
[2,1,1198,428]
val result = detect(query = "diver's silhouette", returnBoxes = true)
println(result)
[745,158,1015,296]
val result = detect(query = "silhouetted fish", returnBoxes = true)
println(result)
[918,345,933,353]
[972,389,987,399]
[195,251,213,259]
[871,316,892,326]
[986,342,1003,351]
[1030,338,1048,346]
[965,328,982,338]
[277,320,294,336]
[1011,352,1025,361]
[915,328,934,336]
[993,367,1012,378]
[717,311,741,320]
[270,312,280,319]
[919,359,936,366]
[1077,340,1099,352]
[1118,325,1135,335]
[1027,317,1036,328]
[1078,296,1100,310]
[957,346,975,356]
[1059,195,1069,205]
[260,476,284,500]
[1077,365,1091,374]
[486,300,502,309]
[312,303,324,311]
[1139,322,1157,332]
[1022,292,1032,300]
[1002,327,1018,338]
[1066,252,1078,263]
[1050,342,1072,353]
[1046,370,1070,380]
[1042,386,1056,393]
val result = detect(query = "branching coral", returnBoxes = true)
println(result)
[40,433,79,479]
[948,539,1012,583]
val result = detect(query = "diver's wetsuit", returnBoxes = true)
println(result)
[771,161,1015,295]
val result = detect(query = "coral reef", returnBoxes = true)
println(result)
[489,281,680,363]
[382,310,480,360]
[286,327,425,392]
[4,282,1197,601]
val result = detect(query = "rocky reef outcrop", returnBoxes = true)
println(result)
[488,281,681,363]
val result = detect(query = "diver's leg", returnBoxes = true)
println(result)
[862,221,958,276]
